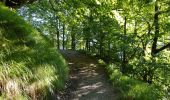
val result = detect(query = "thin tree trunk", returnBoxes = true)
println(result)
[122,16,127,73]
[66,36,68,50]
[134,19,137,35]
[107,38,111,62]
[141,21,152,82]
[62,24,65,50]
[99,33,104,57]
[148,1,159,84]
[57,20,60,49]
[71,28,76,50]
[88,39,90,51]
[86,38,89,51]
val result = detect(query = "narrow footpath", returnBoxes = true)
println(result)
[60,50,120,100]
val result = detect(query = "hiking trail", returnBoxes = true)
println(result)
[60,50,120,100]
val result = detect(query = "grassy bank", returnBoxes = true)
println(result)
[0,4,68,99]
[107,64,165,100]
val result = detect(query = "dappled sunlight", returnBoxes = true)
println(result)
[81,82,103,90]
[75,82,106,98]
[90,63,96,67]
[97,89,107,94]
[61,50,119,100]
[68,62,74,65]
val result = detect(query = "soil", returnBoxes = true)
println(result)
[57,50,120,100]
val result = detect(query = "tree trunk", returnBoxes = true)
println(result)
[66,36,68,50]
[148,1,159,84]
[88,39,91,51]
[62,24,65,50]
[99,33,104,57]
[86,38,89,51]
[71,29,76,50]
[107,38,111,62]
[134,19,137,35]
[57,20,60,49]
[151,0,159,56]
[122,16,127,73]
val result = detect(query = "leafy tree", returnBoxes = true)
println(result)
[16,0,170,99]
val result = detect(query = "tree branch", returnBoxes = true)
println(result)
[155,43,170,54]
[1,0,37,8]
[157,9,170,15]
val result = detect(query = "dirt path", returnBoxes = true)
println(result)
[60,50,119,100]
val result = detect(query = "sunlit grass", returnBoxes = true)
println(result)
[0,4,68,99]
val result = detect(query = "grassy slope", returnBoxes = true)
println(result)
[0,4,68,99]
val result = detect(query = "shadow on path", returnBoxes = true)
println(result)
[60,50,120,100]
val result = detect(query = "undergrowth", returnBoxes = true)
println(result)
[0,3,68,99]
[107,64,165,100]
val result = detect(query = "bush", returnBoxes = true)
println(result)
[107,64,164,100]
[0,4,68,99]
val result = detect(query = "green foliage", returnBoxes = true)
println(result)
[0,4,68,99]
[107,64,165,100]
[17,0,170,99]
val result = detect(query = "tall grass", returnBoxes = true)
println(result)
[0,3,68,99]
[107,64,165,100]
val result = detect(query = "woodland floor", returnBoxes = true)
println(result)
[58,50,120,100]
